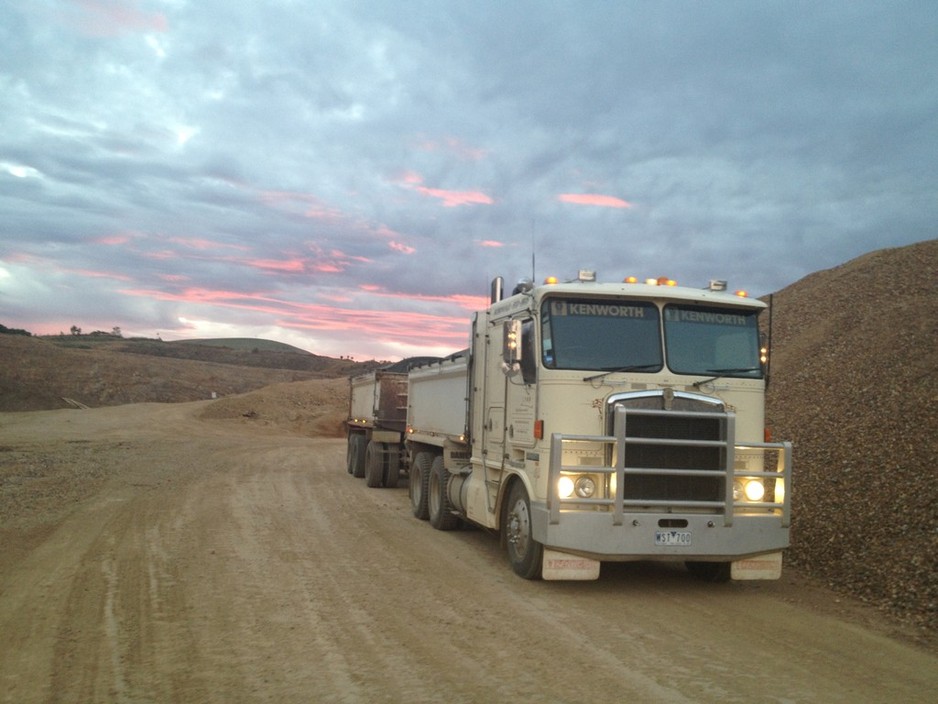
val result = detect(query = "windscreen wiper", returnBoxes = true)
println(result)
[583,364,661,383]
[692,367,763,388]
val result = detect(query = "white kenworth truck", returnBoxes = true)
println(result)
[347,271,791,582]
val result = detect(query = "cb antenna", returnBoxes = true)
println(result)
[531,219,536,282]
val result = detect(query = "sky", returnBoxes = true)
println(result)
[1,0,936,360]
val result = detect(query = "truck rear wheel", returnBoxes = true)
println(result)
[364,441,385,488]
[428,455,460,531]
[410,452,431,520]
[347,433,367,478]
[383,446,400,489]
[504,481,543,579]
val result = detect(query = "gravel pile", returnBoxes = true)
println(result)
[765,239,937,639]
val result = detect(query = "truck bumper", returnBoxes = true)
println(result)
[531,502,789,563]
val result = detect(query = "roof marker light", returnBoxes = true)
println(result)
[544,276,559,285]
[624,276,638,284]
[735,290,749,297]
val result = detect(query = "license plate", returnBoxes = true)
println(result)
[655,530,692,546]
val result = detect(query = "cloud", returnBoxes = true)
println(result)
[65,0,169,37]
[1,0,936,360]
[395,171,494,208]
[557,194,632,208]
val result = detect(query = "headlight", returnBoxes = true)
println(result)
[558,476,575,499]
[734,478,766,502]
[744,479,765,502]
[575,476,596,498]
[558,474,598,499]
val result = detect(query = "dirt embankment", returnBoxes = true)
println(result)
[765,238,938,637]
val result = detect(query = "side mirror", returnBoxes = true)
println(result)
[759,331,771,387]
[502,319,522,375]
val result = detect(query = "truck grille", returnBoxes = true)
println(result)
[621,411,725,504]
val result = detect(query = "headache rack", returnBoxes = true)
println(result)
[547,405,791,527]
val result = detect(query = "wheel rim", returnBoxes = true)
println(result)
[507,497,531,559]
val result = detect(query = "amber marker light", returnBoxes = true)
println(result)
[735,290,749,297]
[624,276,638,283]
[544,276,559,285]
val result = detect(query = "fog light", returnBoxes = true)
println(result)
[574,476,596,498]
[558,476,575,499]
[744,479,765,502]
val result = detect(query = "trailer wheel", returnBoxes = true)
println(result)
[346,436,355,474]
[428,455,460,531]
[364,441,385,488]
[410,452,431,520]
[383,445,400,489]
[504,481,543,579]
[348,433,367,478]
[685,561,731,583]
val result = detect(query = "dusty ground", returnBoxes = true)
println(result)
[1,384,936,704]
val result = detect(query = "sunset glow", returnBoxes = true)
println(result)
[557,194,632,208]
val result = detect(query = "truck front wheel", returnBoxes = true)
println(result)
[428,455,459,531]
[504,482,543,579]
[686,561,731,583]
[410,452,431,520]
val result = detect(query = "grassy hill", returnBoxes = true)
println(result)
[0,334,378,412]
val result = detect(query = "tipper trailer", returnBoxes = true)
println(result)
[346,271,792,581]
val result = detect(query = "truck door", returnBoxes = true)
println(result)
[479,316,536,478]
[480,316,506,470]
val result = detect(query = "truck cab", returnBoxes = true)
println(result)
[445,272,790,580]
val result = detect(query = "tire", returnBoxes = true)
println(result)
[365,441,385,488]
[349,433,367,478]
[346,435,355,474]
[428,455,460,531]
[686,561,731,583]
[383,445,400,489]
[410,452,431,520]
[504,481,543,579]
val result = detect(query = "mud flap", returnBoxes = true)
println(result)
[542,549,601,581]
[731,551,783,580]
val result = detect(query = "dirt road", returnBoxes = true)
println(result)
[1,402,935,703]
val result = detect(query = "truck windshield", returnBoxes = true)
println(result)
[663,304,762,378]
[541,298,662,371]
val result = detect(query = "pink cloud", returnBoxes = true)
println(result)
[414,136,488,161]
[397,170,424,186]
[169,236,248,252]
[120,286,472,351]
[95,233,133,246]
[245,258,308,273]
[258,189,344,222]
[389,241,416,254]
[69,0,168,37]
[557,193,632,208]
[395,171,493,208]
[67,267,133,282]
[479,240,505,248]
[415,186,493,208]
